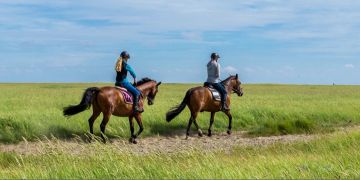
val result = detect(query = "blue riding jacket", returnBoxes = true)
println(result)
[115,61,141,97]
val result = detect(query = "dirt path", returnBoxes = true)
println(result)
[118,132,316,154]
[2,126,359,155]
[0,131,317,155]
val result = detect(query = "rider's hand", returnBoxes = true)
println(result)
[133,79,137,86]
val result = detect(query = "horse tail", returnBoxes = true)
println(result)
[166,89,193,122]
[63,87,100,117]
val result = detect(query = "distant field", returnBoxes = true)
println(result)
[0,83,360,143]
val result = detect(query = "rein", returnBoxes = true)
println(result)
[221,77,235,93]
[136,81,155,100]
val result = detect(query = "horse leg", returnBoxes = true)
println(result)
[208,112,215,137]
[133,114,144,144]
[88,108,100,141]
[192,120,203,137]
[191,112,203,137]
[128,116,136,144]
[224,111,233,135]
[89,105,101,134]
[185,116,193,140]
[100,112,111,143]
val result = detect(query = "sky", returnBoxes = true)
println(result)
[0,0,359,84]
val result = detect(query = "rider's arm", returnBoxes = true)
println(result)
[216,62,221,81]
[125,64,137,79]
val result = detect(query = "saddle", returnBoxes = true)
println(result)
[115,86,133,104]
[203,82,221,101]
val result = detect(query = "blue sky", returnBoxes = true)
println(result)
[0,0,359,84]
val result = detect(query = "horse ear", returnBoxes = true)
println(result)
[235,74,238,79]
[157,82,162,86]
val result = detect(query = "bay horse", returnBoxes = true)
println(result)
[166,74,243,138]
[63,78,161,144]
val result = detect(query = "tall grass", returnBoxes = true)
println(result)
[0,83,360,143]
[1,129,360,178]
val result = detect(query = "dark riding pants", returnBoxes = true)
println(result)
[116,81,141,97]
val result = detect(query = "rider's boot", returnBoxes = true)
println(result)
[133,95,144,113]
[220,98,230,112]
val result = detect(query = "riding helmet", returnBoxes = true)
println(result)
[211,52,220,59]
[120,51,130,59]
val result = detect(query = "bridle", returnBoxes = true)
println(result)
[145,84,157,104]
[232,86,241,94]
[147,92,155,104]
[222,77,241,94]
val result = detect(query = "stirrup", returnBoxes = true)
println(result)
[133,106,144,113]
[221,105,230,111]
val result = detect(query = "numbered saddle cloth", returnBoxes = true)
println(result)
[115,86,133,104]
[207,87,221,101]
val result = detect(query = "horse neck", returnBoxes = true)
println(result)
[137,82,154,95]
[223,78,235,93]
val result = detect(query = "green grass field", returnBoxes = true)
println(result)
[1,83,360,178]
[1,128,360,178]
[0,83,359,143]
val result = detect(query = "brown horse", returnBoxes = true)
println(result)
[63,78,161,144]
[166,74,243,138]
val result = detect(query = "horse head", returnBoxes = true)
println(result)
[136,78,162,105]
[222,74,243,97]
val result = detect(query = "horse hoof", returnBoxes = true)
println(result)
[207,129,212,137]
[101,135,107,144]
[227,130,232,135]
[129,138,137,144]
[198,129,203,137]
[87,137,93,143]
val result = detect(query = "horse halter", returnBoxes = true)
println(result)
[222,77,240,94]
[145,86,157,105]
[138,90,153,105]
[232,86,241,94]
[147,93,155,104]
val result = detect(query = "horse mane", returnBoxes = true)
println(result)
[136,77,155,86]
[221,75,236,84]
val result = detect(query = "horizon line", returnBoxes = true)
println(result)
[0,82,359,86]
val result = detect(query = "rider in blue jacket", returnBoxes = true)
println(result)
[115,51,143,113]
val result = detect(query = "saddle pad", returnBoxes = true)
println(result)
[115,86,133,104]
[115,86,127,92]
[207,87,221,101]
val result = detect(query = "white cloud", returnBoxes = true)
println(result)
[223,66,238,74]
[344,64,355,68]
[2,0,360,52]
[244,67,255,73]
[181,31,203,41]
[284,66,294,71]
[277,66,295,75]
[1,1,360,83]
[0,1,297,45]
